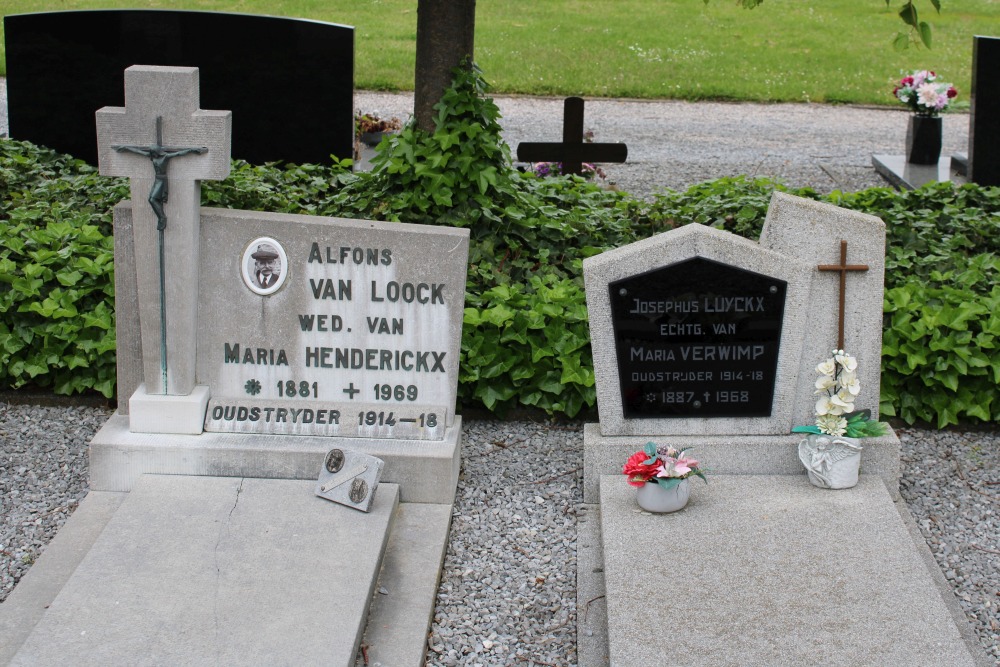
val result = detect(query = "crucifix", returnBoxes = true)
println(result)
[96,65,231,397]
[516,97,628,176]
[112,116,208,393]
[817,239,868,350]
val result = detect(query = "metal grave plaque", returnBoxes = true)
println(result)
[315,448,384,512]
[609,257,786,418]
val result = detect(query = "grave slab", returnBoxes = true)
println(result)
[598,475,985,667]
[354,502,453,667]
[872,154,962,190]
[0,491,127,665]
[11,475,398,667]
[88,413,462,504]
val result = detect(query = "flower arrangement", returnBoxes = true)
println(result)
[355,112,403,136]
[893,70,957,116]
[622,442,707,490]
[792,350,887,438]
[531,161,607,181]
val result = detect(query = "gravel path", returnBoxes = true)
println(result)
[1,405,997,664]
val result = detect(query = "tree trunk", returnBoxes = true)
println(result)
[413,0,476,132]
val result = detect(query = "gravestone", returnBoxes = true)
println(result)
[6,64,466,667]
[578,193,990,667]
[517,97,628,175]
[967,35,1000,186]
[90,66,468,502]
[4,9,354,165]
[583,192,898,500]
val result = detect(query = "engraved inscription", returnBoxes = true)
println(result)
[609,257,786,418]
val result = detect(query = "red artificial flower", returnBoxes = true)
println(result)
[901,76,914,86]
[622,451,661,487]
[947,86,958,98]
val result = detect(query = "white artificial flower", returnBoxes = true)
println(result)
[834,353,858,372]
[816,414,848,437]
[816,358,836,376]
[844,374,861,396]
[816,396,835,416]
[815,376,836,393]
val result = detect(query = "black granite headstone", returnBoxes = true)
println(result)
[609,257,786,419]
[5,10,354,166]
[969,35,1000,187]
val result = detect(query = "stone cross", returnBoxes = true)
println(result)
[517,97,627,175]
[97,65,231,396]
[817,240,868,351]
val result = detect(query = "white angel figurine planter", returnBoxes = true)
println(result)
[798,434,863,489]
[792,350,887,490]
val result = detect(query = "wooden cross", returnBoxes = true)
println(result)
[817,240,868,351]
[96,65,231,396]
[516,97,627,176]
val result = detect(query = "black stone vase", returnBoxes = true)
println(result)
[905,115,943,165]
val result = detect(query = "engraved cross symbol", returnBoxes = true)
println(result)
[96,66,231,396]
[817,240,868,350]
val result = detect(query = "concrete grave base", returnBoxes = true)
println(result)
[582,422,901,503]
[578,475,991,667]
[89,414,462,504]
[1,476,451,667]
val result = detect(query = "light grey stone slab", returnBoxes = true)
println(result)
[583,422,900,503]
[12,475,398,667]
[0,491,127,665]
[760,192,888,429]
[89,414,461,504]
[583,223,812,436]
[599,474,983,667]
[354,502,453,667]
[195,207,469,436]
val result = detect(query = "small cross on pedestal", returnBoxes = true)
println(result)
[517,97,627,176]
[97,66,231,408]
[817,240,869,350]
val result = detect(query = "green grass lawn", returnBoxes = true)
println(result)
[1,1,999,105]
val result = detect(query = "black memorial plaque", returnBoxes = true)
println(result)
[5,10,354,166]
[610,257,786,418]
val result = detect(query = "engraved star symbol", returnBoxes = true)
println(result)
[244,379,262,396]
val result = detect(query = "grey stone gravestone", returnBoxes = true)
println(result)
[4,9,355,166]
[90,65,469,504]
[582,192,899,502]
[578,193,990,667]
[3,64,467,667]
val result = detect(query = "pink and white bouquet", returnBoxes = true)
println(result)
[622,442,707,490]
[893,70,957,116]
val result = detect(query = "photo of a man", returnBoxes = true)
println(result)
[241,237,287,295]
[252,243,281,289]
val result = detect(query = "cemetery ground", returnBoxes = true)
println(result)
[1,84,999,664]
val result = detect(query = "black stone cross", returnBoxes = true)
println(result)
[517,97,627,175]
[817,240,869,351]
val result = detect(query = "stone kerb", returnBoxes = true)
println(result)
[584,222,812,436]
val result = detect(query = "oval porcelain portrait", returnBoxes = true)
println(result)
[242,237,288,295]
